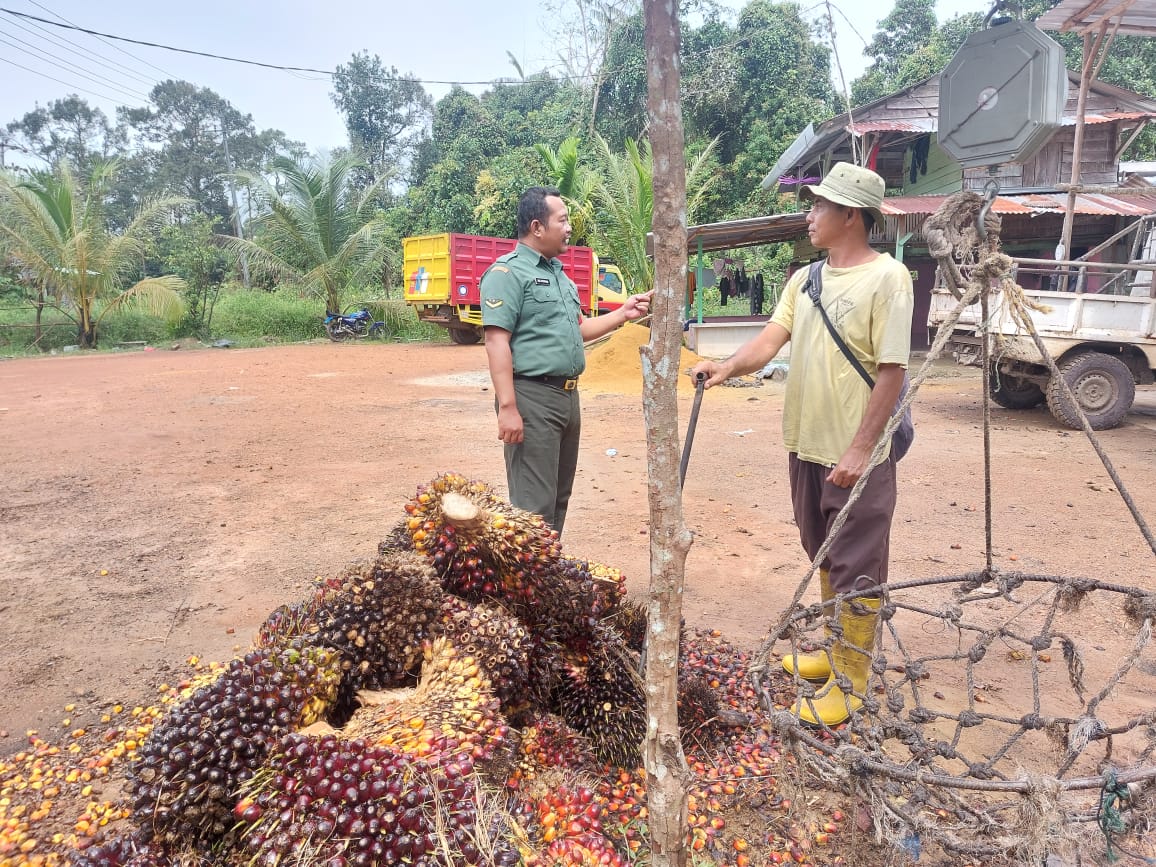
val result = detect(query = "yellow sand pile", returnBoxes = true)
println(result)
[581,322,705,394]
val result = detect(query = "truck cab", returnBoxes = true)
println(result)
[595,263,628,314]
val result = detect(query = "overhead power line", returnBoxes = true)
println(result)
[25,0,175,77]
[0,31,151,101]
[2,6,159,87]
[0,52,148,105]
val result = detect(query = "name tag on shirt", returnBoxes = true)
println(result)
[534,278,551,285]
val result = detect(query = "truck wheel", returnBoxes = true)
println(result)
[988,366,1044,409]
[448,327,481,345]
[1045,351,1135,430]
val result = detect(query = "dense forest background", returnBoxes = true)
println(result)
[4,0,1156,348]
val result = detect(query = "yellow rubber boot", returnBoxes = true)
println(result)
[783,570,835,681]
[794,597,880,727]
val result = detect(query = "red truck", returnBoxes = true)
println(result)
[402,233,624,344]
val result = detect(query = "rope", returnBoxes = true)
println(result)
[747,190,1156,862]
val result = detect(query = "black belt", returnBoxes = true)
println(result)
[514,373,579,391]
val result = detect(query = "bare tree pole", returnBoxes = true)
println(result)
[641,1,692,866]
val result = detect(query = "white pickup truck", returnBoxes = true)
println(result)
[927,254,1156,430]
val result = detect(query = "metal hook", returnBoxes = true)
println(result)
[983,0,1021,28]
[977,177,1001,242]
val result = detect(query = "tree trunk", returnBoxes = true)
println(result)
[78,304,96,348]
[641,3,692,867]
[33,285,45,348]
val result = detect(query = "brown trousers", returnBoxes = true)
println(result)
[787,452,897,595]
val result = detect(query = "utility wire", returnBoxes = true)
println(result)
[1,7,159,88]
[25,0,175,78]
[0,52,146,105]
[0,31,151,101]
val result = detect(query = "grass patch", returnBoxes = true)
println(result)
[1,287,450,354]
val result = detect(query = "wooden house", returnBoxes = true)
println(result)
[764,72,1156,347]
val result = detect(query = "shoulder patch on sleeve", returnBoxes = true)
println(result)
[485,298,504,309]
[491,265,509,273]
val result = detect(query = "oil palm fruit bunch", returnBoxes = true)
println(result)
[236,731,518,867]
[602,597,647,652]
[68,834,172,867]
[127,642,342,845]
[437,596,533,715]
[255,586,327,648]
[403,475,599,649]
[525,784,624,866]
[506,714,596,797]
[556,627,645,769]
[584,560,627,619]
[306,551,445,692]
[678,674,721,747]
[344,637,511,769]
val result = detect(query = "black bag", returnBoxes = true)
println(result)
[801,261,914,461]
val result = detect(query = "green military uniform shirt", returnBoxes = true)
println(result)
[480,242,585,377]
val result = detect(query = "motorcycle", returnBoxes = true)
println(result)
[324,307,389,342]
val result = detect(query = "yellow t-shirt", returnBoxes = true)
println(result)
[770,254,913,467]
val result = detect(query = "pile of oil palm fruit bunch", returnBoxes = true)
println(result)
[2,473,868,867]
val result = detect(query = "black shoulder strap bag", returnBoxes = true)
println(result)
[801,261,914,461]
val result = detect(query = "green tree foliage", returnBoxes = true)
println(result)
[536,136,598,245]
[850,2,982,105]
[0,161,186,347]
[118,81,291,224]
[330,52,433,184]
[406,88,509,234]
[154,213,231,337]
[586,134,719,293]
[4,96,119,174]
[230,154,395,314]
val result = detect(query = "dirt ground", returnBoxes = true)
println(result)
[2,336,1155,856]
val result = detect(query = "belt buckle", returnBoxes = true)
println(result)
[563,378,578,391]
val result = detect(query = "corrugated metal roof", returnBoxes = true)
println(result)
[1037,0,1156,37]
[646,213,809,255]
[880,192,1156,217]
[1061,110,1156,125]
[846,120,935,135]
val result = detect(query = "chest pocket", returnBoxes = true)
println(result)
[530,277,561,304]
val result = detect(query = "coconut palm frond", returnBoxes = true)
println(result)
[686,135,721,222]
[240,153,388,312]
[95,275,186,325]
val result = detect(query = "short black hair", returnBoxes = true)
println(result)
[517,186,562,238]
[861,210,876,234]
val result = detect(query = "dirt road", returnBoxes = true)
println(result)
[1,340,1154,765]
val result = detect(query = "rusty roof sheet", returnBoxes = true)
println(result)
[880,192,1156,217]
[1037,0,1156,37]
[846,120,935,135]
[1061,110,1156,125]
[645,212,810,255]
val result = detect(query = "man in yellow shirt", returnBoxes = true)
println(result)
[690,163,913,726]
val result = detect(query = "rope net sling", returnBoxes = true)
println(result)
[749,191,1156,862]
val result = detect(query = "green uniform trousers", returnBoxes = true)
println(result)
[501,378,581,533]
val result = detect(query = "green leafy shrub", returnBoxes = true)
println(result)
[211,288,324,343]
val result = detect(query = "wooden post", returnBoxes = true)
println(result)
[641,1,692,866]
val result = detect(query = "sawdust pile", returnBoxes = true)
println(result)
[582,322,704,394]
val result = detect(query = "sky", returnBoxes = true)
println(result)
[0,0,990,160]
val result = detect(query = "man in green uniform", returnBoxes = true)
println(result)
[690,163,913,726]
[481,186,652,533]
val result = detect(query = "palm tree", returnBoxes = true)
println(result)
[0,161,186,348]
[535,136,597,246]
[231,154,393,315]
[586,135,719,294]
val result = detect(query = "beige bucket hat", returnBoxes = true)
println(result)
[802,162,886,227]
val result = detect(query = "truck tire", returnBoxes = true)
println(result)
[1045,351,1135,430]
[448,327,481,345]
[988,366,1044,409]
